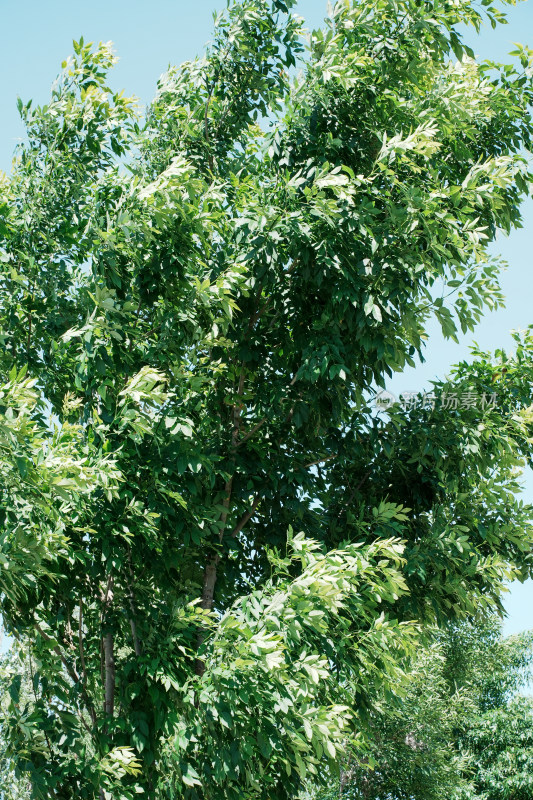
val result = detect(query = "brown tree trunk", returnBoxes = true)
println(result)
[103,632,115,716]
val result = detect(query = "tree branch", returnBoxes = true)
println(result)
[303,454,337,469]
[204,82,215,172]
[35,620,98,728]
[195,366,247,674]
[28,652,54,758]
[236,418,267,447]
[103,631,115,717]
[127,549,142,657]
[35,622,82,686]
[78,599,88,688]
[229,494,261,538]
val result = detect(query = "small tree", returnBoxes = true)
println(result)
[1,0,533,797]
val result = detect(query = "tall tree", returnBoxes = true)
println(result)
[309,617,533,800]
[1,0,533,797]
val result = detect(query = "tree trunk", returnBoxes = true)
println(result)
[101,574,115,718]
[103,632,115,716]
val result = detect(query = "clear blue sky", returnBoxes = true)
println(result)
[0,0,532,636]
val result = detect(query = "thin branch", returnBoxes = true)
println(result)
[127,297,143,353]
[103,632,115,717]
[249,296,273,333]
[65,612,75,651]
[127,550,142,657]
[338,469,372,521]
[100,572,114,620]
[236,418,267,447]
[35,622,82,686]
[235,366,304,451]
[26,310,32,357]
[99,636,104,699]
[229,495,261,538]
[204,82,216,172]
[78,709,95,737]
[26,276,35,357]
[243,282,264,338]
[35,620,98,728]
[129,616,141,658]
[231,370,246,448]
[78,599,88,688]
[354,469,372,495]
[303,454,337,469]
[28,653,54,758]
[195,365,246,675]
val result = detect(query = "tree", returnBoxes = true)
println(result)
[460,696,533,799]
[309,617,533,800]
[1,0,533,797]
[450,621,533,800]
[0,644,32,800]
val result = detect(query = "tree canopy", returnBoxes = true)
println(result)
[309,617,533,800]
[1,0,533,797]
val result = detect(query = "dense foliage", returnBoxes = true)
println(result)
[310,618,533,800]
[1,0,533,797]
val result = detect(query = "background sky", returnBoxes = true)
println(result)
[0,0,532,636]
